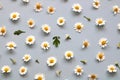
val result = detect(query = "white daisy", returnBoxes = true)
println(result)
[72,3,82,13]
[10,12,20,21]
[41,24,51,34]
[96,18,106,26]
[25,35,35,45]
[34,73,45,80]
[113,5,120,15]
[6,41,16,50]
[74,22,84,32]
[41,41,50,50]
[96,52,105,62]
[27,19,35,28]
[118,23,120,30]
[23,54,31,62]
[74,65,83,76]
[34,2,42,12]
[82,40,90,48]
[47,57,57,67]
[47,6,55,14]
[107,65,117,73]
[64,51,74,60]
[22,0,29,3]
[1,65,11,73]
[99,38,108,48]
[57,17,66,26]
[0,26,6,36]
[88,74,98,80]
[92,0,100,9]
[19,66,27,76]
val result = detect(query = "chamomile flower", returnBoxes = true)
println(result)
[112,5,120,15]
[25,35,35,45]
[0,26,6,36]
[22,0,29,3]
[99,38,108,48]
[117,23,120,30]
[74,22,84,32]
[57,17,66,26]
[41,24,51,34]
[23,54,31,62]
[88,74,98,80]
[72,3,82,13]
[10,12,20,21]
[47,6,55,14]
[34,2,42,12]
[74,65,83,76]
[82,40,90,48]
[1,65,11,73]
[19,66,27,76]
[47,57,57,67]
[41,41,50,50]
[107,65,117,73]
[96,52,105,62]
[27,19,35,28]
[96,18,106,26]
[34,73,45,80]
[6,41,16,50]
[64,51,74,60]
[92,0,100,9]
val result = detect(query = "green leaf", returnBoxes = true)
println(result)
[53,36,60,47]
[80,60,87,64]
[117,42,120,49]
[14,30,25,35]
[83,16,91,21]
[115,62,120,69]
[10,58,16,64]
[35,59,40,64]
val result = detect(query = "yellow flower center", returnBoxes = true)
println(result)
[0,27,6,33]
[83,41,89,47]
[110,67,114,71]
[91,74,97,79]
[98,53,104,59]
[75,6,80,10]
[21,68,25,73]
[50,59,54,63]
[101,40,106,45]
[43,43,48,47]
[76,25,82,30]
[29,21,33,25]
[98,20,103,24]
[38,76,42,80]
[36,3,42,9]
[12,14,17,18]
[4,67,9,72]
[28,38,33,42]
[77,68,82,73]
[114,8,119,12]
[95,2,99,6]
[44,27,49,31]
[9,44,14,48]
[25,56,29,60]
[48,7,54,13]
[67,53,72,57]
[59,19,63,23]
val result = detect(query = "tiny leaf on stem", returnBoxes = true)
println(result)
[14,30,25,35]
[53,36,60,47]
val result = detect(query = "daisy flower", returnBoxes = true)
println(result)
[92,0,100,9]
[6,41,16,50]
[10,12,20,21]
[25,35,35,45]
[34,73,45,80]
[112,5,120,15]
[99,38,108,48]
[82,40,90,48]
[1,65,11,73]
[74,65,83,76]
[118,23,120,30]
[64,51,74,60]
[96,52,105,62]
[47,6,55,14]
[41,41,50,50]
[41,24,51,34]
[72,3,82,13]
[107,65,117,73]
[47,57,57,67]
[34,2,42,12]
[96,18,106,26]
[74,22,84,32]
[27,19,35,28]
[22,0,29,3]
[19,66,27,76]
[88,74,98,80]
[0,26,6,36]
[57,17,66,26]
[23,54,31,62]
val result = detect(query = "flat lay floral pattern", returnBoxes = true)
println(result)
[0,0,120,80]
